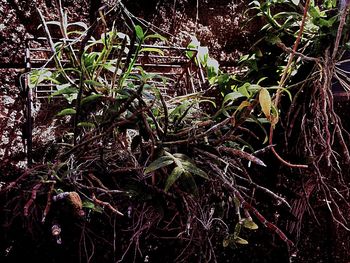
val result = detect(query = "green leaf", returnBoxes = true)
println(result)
[82,201,103,213]
[180,171,198,196]
[223,92,245,104]
[198,46,209,66]
[81,94,103,105]
[181,161,208,179]
[140,47,164,56]
[82,201,95,209]
[144,34,167,41]
[165,166,184,192]
[29,70,52,88]
[238,83,250,98]
[145,156,174,174]
[207,58,219,79]
[56,108,76,116]
[242,218,259,230]
[77,122,95,128]
[233,222,241,238]
[135,25,144,40]
[169,101,192,117]
[172,153,192,161]
[50,85,78,97]
[267,35,281,45]
[186,36,200,59]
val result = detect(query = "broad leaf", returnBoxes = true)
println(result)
[82,201,103,213]
[56,108,76,116]
[238,83,250,98]
[173,153,192,161]
[165,166,184,192]
[198,46,209,66]
[181,161,208,179]
[259,88,271,119]
[29,70,52,88]
[81,94,103,105]
[145,156,174,174]
[180,171,198,196]
[223,92,245,104]
[234,237,249,245]
[242,218,259,230]
[50,85,78,97]
[207,58,219,79]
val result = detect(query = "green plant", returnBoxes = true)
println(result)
[239,0,350,241]
[17,2,319,261]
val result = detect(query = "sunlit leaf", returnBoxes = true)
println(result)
[169,101,192,117]
[223,92,245,104]
[81,94,103,105]
[207,58,219,79]
[50,84,78,97]
[270,104,280,127]
[237,101,251,111]
[186,35,200,59]
[242,218,259,230]
[181,161,208,179]
[135,25,144,40]
[238,83,250,97]
[29,70,52,88]
[173,153,192,161]
[84,79,104,87]
[145,156,174,174]
[259,88,271,119]
[140,47,164,56]
[198,46,209,66]
[144,34,167,41]
[56,108,76,116]
[234,237,249,245]
[267,35,281,45]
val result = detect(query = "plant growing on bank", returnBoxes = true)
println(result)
[242,0,350,239]
[4,1,307,261]
[4,0,350,261]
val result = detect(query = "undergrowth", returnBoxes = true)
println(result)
[2,0,350,262]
